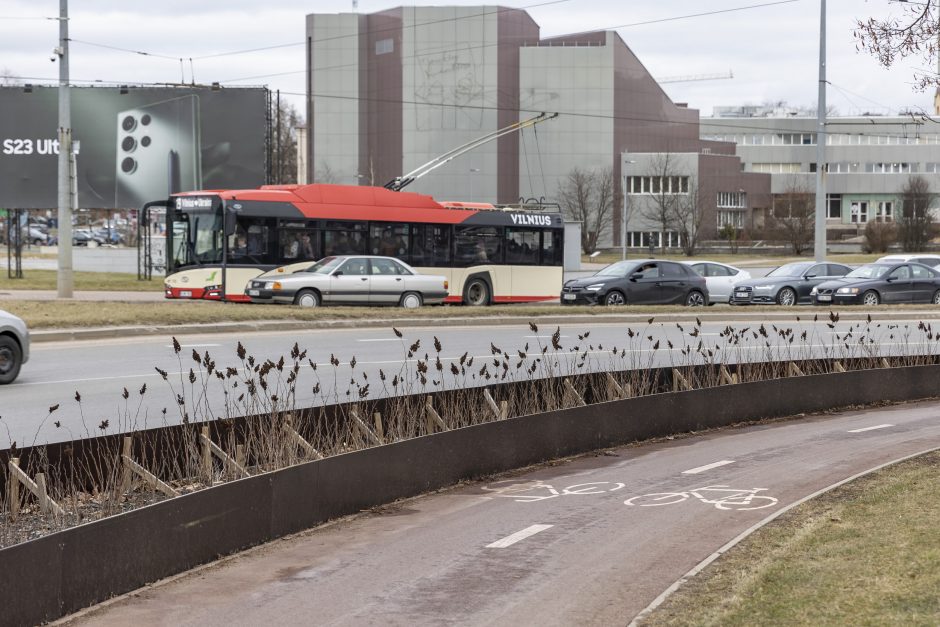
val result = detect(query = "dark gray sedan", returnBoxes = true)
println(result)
[561,259,708,306]
[812,262,940,305]
[245,256,448,308]
[730,261,852,306]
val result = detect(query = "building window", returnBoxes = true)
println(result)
[752,163,801,174]
[627,176,689,195]
[375,38,394,55]
[865,162,915,174]
[717,191,746,208]
[717,210,744,229]
[626,231,681,248]
[827,194,842,219]
[876,201,893,222]
[925,163,940,173]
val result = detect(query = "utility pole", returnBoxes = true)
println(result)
[813,0,827,262]
[56,0,73,297]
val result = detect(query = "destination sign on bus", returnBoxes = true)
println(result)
[175,196,216,210]
[509,213,554,226]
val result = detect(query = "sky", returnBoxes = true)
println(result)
[0,0,934,119]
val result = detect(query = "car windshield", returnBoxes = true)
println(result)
[766,263,811,278]
[595,261,635,277]
[845,264,890,279]
[302,256,344,274]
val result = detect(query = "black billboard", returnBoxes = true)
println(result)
[0,85,269,209]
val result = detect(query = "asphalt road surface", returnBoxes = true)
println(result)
[69,400,940,626]
[4,316,940,449]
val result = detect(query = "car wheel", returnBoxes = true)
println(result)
[463,278,490,306]
[685,291,706,307]
[933,290,940,305]
[0,336,23,384]
[604,290,626,306]
[400,292,423,309]
[777,287,797,306]
[862,290,880,306]
[293,289,321,308]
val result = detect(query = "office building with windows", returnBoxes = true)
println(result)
[307,6,770,250]
[701,114,940,235]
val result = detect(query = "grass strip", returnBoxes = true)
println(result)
[0,270,162,292]
[641,450,940,626]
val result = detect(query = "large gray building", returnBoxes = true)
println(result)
[306,6,769,249]
[701,114,940,236]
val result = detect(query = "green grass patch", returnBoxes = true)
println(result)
[642,450,940,626]
[0,270,162,292]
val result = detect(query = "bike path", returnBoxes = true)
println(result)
[67,400,940,626]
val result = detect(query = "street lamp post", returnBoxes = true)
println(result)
[621,160,636,261]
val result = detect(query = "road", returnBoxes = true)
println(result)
[68,400,940,626]
[3,316,940,449]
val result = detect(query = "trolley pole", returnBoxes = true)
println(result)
[56,0,74,297]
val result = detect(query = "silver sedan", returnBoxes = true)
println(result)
[245,256,449,308]
[0,309,30,384]
[683,260,752,305]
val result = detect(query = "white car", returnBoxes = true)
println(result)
[0,309,29,384]
[876,254,940,269]
[684,261,752,304]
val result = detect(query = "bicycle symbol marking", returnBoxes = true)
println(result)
[624,485,778,511]
[482,481,626,502]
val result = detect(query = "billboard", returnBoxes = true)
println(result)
[0,85,269,209]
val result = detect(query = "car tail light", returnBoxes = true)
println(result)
[444,280,449,290]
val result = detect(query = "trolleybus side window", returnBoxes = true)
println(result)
[455,226,502,266]
[370,223,409,258]
[541,230,563,266]
[410,224,451,267]
[505,228,540,265]
[323,221,367,256]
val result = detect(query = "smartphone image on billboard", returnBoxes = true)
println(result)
[115,95,202,208]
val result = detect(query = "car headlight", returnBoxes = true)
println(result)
[754,284,774,290]
[810,287,818,295]
[585,283,605,291]
[836,287,860,294]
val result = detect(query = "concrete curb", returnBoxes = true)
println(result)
[29,310,940,343]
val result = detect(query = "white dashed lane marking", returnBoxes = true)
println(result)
[848,424,894,433]
[682,460,735,475]
[486,524,553,548]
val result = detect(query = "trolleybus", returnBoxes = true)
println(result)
[159,183,564,305]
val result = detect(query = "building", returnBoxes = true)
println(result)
[701,114,940,237]
[306,6,770,250]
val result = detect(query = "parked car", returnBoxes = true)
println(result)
[561,259,708,306]
[812,262,940,305]
[72,229,106,247]
[91,228,124,245]
[875,254,940,269]
[245,255,448,308]
[730,261,852,306]
[0,309,29,384]
[683,261,751,304]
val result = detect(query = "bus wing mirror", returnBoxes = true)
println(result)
[224,211,237,236]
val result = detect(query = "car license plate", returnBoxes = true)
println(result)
[563,293,577,300]
[816,294,831,302]
[248,289,260,296]
[179,290,192,297]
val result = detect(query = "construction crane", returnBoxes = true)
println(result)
[657,70,734,84]
[383,112,559,192]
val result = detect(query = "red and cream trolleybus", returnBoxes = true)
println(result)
[159,183,563,305]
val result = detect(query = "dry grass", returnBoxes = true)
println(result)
[0,270,161,292]
[641,451,940,626]
[0,300,855,330]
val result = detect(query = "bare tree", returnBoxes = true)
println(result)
[557,167,614,254]
[769,180,814,255]
[315,161,338,184]
[1,68,20,86]
[855,2,940,91]
[669,175,706,256]
[638,154,682,253]
[898,174,935,251]
[271,99,303,184]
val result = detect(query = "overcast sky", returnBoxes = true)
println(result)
[0,1,933,118]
